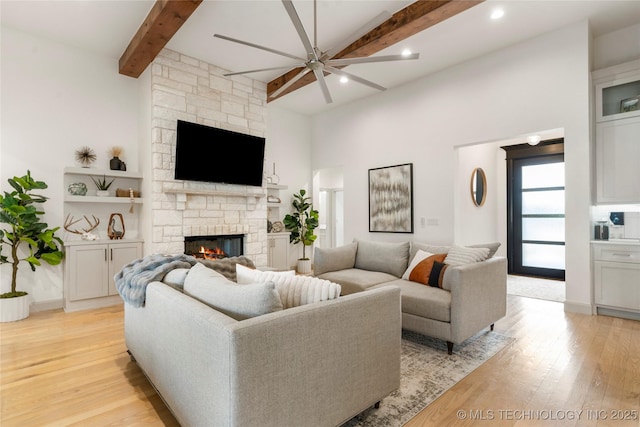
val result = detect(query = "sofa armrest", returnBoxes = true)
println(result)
[227,286,402,427]
[446,257,507,343]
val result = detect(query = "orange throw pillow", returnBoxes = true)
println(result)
[408,253,447,285]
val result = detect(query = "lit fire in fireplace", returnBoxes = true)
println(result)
[197,246,226,260]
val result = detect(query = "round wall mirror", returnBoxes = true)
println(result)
[470,167,487,207]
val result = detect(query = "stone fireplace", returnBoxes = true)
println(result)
[147,49,269,266]
[185,234,244,259]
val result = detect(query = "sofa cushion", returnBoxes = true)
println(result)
[410,241,501,262]
[467,242,501,258]
[236,264,341,308]
[198,255,255,282]
[373,279,451,323]
[444,246,490,266]
[313,242,358,275]
[354,240,410,277]
[162,268,190,290]
[316,268,398,295]
[184,263,283,320]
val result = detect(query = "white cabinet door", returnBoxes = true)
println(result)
[268,233,290,270]
[594,260,640,311]
[108,243,143,295]
[68,244,109,301]
[596,116,640,203]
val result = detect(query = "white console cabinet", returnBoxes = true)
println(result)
[64,239,142,312]
[267,232,291,271]
[592,242,640,318]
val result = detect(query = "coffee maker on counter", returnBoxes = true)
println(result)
[594,219,609,240]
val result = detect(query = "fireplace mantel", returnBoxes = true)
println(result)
[164,187,265,210]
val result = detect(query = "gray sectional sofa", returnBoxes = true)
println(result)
[124,266,402,427]
[314,240,507,354]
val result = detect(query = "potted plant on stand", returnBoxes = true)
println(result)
[0,171,64,322]
[283,189,319,274]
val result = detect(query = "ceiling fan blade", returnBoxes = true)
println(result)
[224,64,305,77]
[325,66,386,92]
[323,11,391,60]
[214,34,305,61]
[282,0,317,59]
[327,53,420,66]
[313,69,333,104]
[271,67,312,99]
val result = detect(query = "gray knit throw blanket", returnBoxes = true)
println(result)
[115,254,197,307]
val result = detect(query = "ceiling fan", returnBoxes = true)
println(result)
[214,0,419,103]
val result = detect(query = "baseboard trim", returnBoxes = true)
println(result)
[597,307,640,321]
[31,299,64,313]
[563,300,592,315]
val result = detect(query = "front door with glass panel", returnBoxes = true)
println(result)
[510,154,565,279]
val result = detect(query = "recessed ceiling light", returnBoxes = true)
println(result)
[491,9,505,20]
[401,49,412,57]
[339,76,349,84]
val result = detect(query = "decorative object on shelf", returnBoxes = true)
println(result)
[267,162,280,184]
[75,146,97,168]
[67,182,88,196]
[116,188,140,213]
[0,171,64,322]
[283,189,319,273]
[620,96,639,113]
[271,221,284,233]
[109,146,123,170]
[90,175,115,196]
[64,214,100,235]
[120,161,127,171]
[267,220,273,233]
[369,163,414,233]
[107,213,125,240]
[470,167,487,207]
[267,195,281,203]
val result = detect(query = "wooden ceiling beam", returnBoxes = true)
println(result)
[119,0,202,78]
[267,0,483,102]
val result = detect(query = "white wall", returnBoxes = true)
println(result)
[454,142,505,255]
[0,27,140,307]
[311,22,592,312]
[593,23,640,70]
[266,106,312,266]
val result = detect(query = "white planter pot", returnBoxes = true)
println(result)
[297,258,312,274]
[96,190,110,197]
[0,294,30,322]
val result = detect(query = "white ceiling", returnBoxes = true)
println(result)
[2,1,640,116]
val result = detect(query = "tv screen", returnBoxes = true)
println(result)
[174,120,265,187]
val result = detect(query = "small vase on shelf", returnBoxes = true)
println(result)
[110,157,122,171]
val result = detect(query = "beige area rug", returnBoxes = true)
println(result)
[342,330,514,427]
[507,275,565,303]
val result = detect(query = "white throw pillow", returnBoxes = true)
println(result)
[443,246,490,266]
[236,264,341,308]
[184,263,283,320]
[235,263,295,284]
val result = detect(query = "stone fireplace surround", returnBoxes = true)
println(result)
[148,49,269,267]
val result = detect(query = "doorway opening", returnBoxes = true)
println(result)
[503,139,565,280]
[315,167,344,249]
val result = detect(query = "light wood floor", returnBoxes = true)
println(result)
[1,296,639,426]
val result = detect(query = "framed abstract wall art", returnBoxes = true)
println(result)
[368,163,414,233]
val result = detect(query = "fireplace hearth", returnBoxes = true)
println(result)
[185,234,244,260]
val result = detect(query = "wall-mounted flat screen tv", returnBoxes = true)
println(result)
[174,120,265,187]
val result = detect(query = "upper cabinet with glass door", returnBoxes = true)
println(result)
[594,59,640,123]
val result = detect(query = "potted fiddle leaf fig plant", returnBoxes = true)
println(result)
[0,171,64,322]
[283,189,319,274]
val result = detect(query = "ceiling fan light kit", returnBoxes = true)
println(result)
[214,0,419,104]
